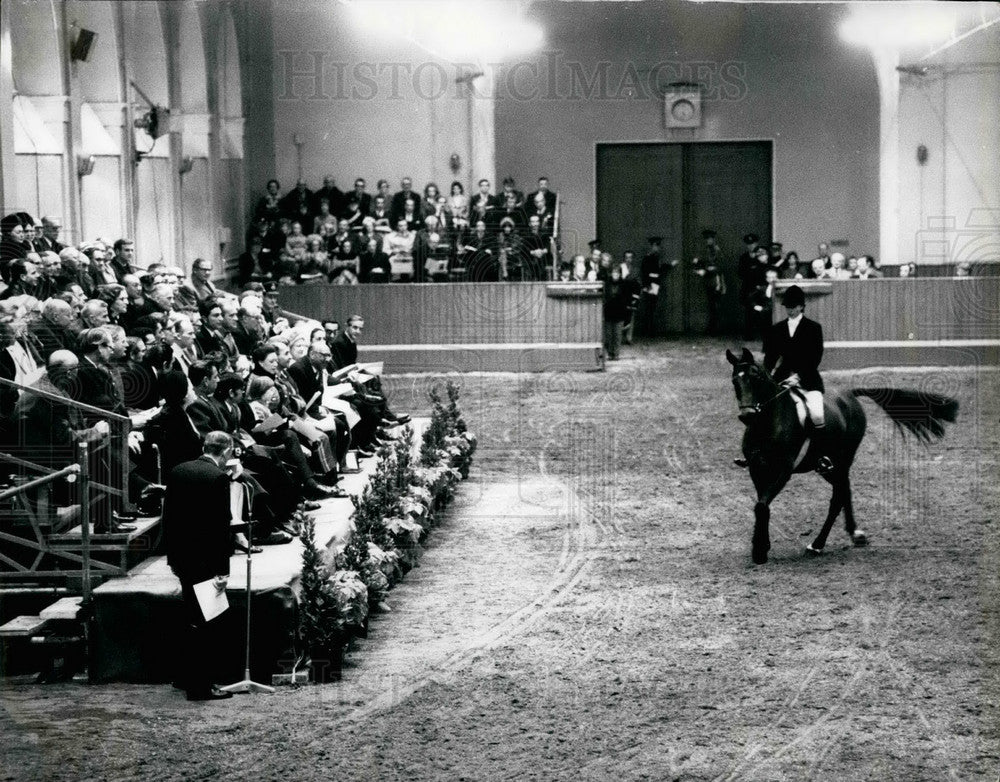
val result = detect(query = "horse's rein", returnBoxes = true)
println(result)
[739,366,793,414]
[752,383,793,413]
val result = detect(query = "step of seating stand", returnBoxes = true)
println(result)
[39,596,83,621]
[0,614,48,637]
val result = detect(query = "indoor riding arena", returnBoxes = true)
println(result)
[0,2,997,781]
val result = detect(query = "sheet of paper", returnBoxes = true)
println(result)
[348,370,377,386]
[330,364,357,380]
[322,396,361,429]
[324,382,354,399]
[252,413,285,433]
[192,578,229,622]
[356,362,384,376]
[129,407,160,428]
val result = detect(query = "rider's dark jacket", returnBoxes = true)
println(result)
[762,315,824,393]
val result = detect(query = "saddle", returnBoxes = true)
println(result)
[785,386,834,474]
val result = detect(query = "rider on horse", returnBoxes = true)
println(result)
[736,284,831,471]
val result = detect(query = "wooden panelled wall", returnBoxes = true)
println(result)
[776,279,1000,341]
[277,283,604,345]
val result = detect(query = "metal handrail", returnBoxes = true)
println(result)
[0,375,131,510]
[0,376,130,422]
[0,452,58,476]
[0,464,79,502]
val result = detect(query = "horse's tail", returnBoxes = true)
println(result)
[851,387,959,443]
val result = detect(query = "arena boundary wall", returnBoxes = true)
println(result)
[776,278,1000,369]
[277,282,606,373]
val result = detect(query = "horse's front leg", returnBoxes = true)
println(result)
[749,460,793,565]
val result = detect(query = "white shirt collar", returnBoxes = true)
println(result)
[788,313,803,336]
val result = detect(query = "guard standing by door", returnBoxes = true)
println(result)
[692,229,727,335]
[638,236,671,337]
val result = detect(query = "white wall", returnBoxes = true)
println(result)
[270,1,476,196]
[494,2,881,260]
[897,26,1000,268]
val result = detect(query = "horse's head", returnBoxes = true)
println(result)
[726,347,774,424]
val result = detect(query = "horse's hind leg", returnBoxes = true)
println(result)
[841,477,867,546]
[807,477,845,555]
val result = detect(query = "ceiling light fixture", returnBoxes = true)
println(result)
[341,0,543,62]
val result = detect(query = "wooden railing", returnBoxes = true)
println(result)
[774,278,1000,342]
[275,282,604,346]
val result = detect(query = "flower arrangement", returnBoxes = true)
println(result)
[298,515,344,681]
[298,381,476,680]
[329,569,368,630]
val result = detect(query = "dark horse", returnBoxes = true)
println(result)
[726,348,958,564]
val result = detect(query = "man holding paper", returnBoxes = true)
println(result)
[164,431,236,702]
[288,341,384,458]
[328,314,410,427]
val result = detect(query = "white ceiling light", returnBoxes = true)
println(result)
[343,0,543,62]
[839,3,957,49]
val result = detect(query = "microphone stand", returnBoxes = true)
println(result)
[220,481,274,695]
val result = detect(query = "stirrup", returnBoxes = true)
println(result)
[733,457,748,469]
[815,455,834,475]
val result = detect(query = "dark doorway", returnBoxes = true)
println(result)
[596,141,773,335]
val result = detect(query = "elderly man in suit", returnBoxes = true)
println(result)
[175,258,219,310]
[30,299,78,360]
[164,431,236,701]
[288,338,381,458]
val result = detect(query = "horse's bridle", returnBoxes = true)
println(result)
[737,366,793,416]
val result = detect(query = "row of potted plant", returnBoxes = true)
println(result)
[298,381,477,682]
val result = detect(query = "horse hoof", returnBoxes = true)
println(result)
[852,531,868,547]
[805,544,823,556]
[752,550,769,565]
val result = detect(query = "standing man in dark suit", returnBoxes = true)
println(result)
[313,176,344,218]
[164,431,236,701]
[279,179,314,225]
[638,236,668,337]
[389,177,421,225]
[468,179,499,231]
[738,232,762,340]
[692,229,727,336]
[761,284,829,466]
[349,178,372,217]
[527,176,558,215]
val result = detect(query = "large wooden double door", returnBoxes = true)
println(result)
[596,141,773,335]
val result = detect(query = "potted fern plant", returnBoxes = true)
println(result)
[298,516,344,682]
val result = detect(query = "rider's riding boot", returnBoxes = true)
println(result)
[733,457,748,468]
[809,421,834,474]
